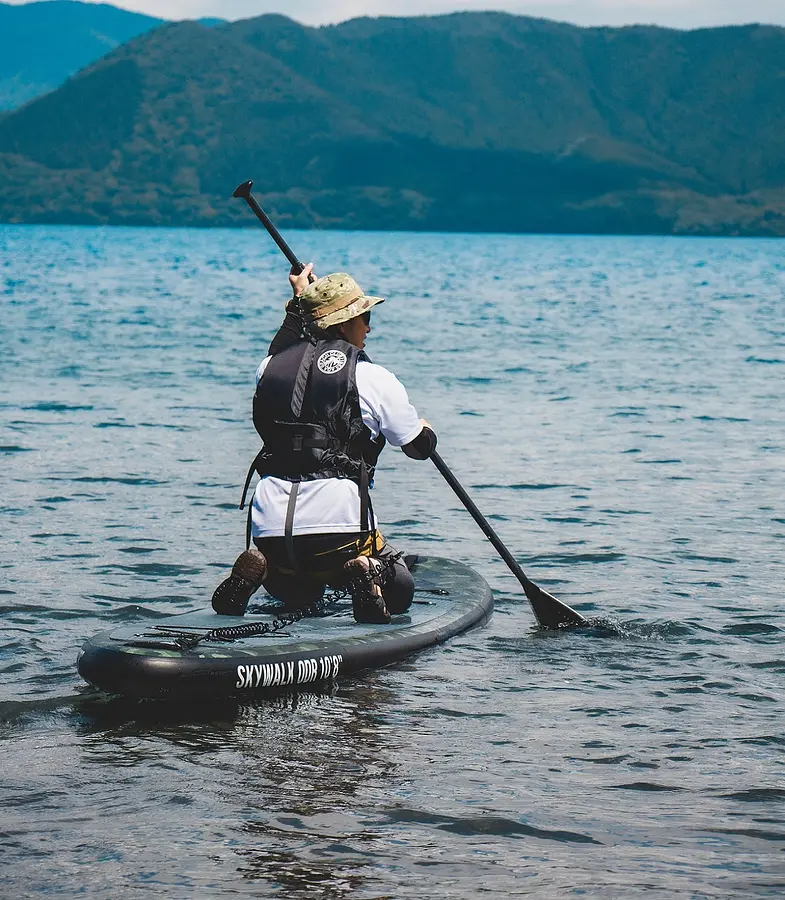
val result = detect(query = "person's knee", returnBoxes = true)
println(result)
[384,562,414,614]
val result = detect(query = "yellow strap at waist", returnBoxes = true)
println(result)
[273,530,383,578]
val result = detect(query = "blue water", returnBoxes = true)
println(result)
[2,224,784,897]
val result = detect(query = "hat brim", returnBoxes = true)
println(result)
[316,294,385,329]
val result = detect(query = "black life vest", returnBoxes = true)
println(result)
[252,338,385,481]
[239,338,386,547]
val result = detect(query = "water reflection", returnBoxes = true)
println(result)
[71,679,415,896]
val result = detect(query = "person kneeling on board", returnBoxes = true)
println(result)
[212,264,436,624]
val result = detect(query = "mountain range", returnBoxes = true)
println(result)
[0,10,784,235]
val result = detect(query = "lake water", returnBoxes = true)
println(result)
[1,224,784,898]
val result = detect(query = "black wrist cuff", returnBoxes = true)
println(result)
[402,426,437,461]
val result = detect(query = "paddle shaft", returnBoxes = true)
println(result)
[430,450,535,591]
[233,180,308,276]
[430,450,587,628]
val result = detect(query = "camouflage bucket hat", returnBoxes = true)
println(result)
[299,273,385,329]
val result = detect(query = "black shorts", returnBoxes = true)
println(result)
[253,531,414,613]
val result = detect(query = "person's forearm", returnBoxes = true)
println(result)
[268,261,316,356]
[267,302,304,356]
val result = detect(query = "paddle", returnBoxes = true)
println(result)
[233,180,587,629]
[233,180,312,276]
[233,180,316,354]
[430,451,586,628]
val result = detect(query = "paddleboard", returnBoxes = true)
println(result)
[77,555,493,700]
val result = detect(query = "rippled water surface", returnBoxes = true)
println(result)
[2,225,784,897]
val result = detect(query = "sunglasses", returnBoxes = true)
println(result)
[361,311,371,326]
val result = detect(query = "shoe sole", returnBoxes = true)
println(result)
[345,558,391,624]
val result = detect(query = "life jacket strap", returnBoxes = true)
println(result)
[284,479,301,572]
[245,500,253,552]
[241,449,267,551]
[359,460,369,537]
[291,341,317,419]
[240,448,265,511]
[266,421,338,454]
[358,460,379,554]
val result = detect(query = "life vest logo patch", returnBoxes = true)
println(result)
[317,349,348,375]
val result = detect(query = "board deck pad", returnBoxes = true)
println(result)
[77,556,493,700]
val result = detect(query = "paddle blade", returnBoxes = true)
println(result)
[523,580,587,629]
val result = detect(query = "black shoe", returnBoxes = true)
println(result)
[211,549,267,616]
[344,557,391,624]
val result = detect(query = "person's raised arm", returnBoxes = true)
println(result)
[267,262,316,356]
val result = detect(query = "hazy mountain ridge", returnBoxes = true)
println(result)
[0,0,164,110]
[0,11,783,235]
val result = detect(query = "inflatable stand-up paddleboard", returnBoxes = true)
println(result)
[77,556,493,700]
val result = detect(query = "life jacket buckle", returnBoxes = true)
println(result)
[292,434,303,451]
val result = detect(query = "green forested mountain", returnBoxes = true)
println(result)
[0,1,163,110]
[1,12,784,235]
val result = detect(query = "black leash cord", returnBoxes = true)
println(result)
[174,590,344,651]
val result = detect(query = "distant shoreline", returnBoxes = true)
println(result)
[2,220,782,240]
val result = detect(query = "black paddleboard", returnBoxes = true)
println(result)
[77,556,493,700]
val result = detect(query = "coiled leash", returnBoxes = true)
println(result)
[172,587,348,651]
